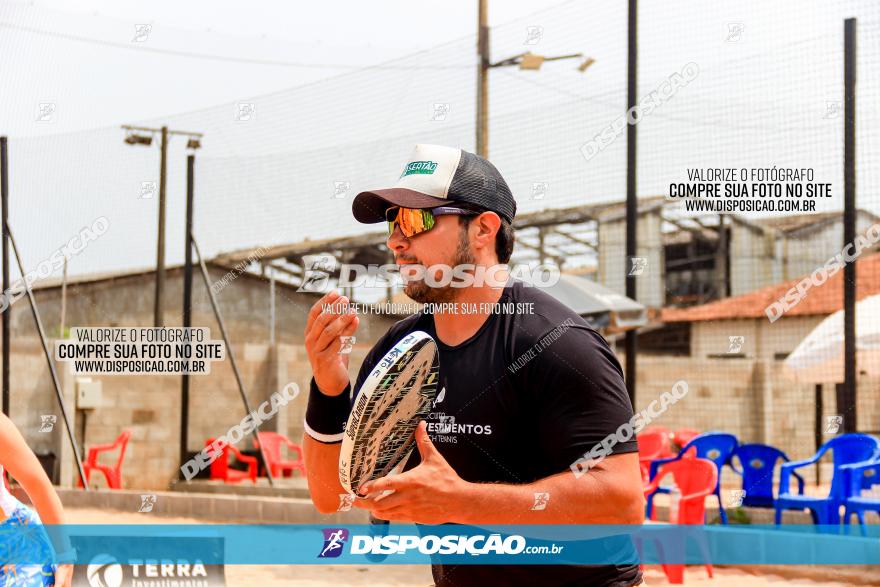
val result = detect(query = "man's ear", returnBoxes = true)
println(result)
[471,212,501,255]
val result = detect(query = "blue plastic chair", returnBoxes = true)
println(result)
[730,443,805,508]
[842,459,880,529]
[774,433,880,525]
[648,432,739,524]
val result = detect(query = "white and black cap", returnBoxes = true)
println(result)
[352,144,517,224]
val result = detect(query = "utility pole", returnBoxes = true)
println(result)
[475,0,591,159]
[180,154,195,479]
[624,0,638,408]
[60,258,67,337]
[841,18,857,433]
[477,0,489,158]
[122,125,202,328]
[156,126,168,327]
[1,136,9,417]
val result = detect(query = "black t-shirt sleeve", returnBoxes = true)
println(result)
[523,324,637,474]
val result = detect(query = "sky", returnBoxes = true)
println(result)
[0,0,545,135]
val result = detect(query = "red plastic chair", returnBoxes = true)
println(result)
[642,458,717,584]
[253,432,306,478]
[206,438,258,484]
[645,426,677,458]
[645,425,671,438]
[78,430,132,489]
[638,430,671,484]
[672,428,701,452]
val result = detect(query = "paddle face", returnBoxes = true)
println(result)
[339,331,439,495]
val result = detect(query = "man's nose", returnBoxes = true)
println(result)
[387,224,409,251]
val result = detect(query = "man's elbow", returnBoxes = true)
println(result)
[313,499,339,515]
[617,488,646,524]
[309,479,340,514]
[308,488,342,515]
[599,475,645,524]
[625,495,646,525]
[588,454,646,524]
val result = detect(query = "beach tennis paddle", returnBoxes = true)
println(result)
[339,330,439,496]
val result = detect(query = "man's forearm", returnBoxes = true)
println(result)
[454,459,645,525]
[302,435,346,514]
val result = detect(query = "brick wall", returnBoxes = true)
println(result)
[622,354,880,461]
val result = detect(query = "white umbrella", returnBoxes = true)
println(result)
[782,293,880,383]
[518,273,648,331]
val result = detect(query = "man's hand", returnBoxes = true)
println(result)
[352,422,644,525]
[304,290,359,396]
[354,422,468,524]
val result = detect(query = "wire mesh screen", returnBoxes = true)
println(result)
[2,0,879,476]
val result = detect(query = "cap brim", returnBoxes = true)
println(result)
[352,188,453,223]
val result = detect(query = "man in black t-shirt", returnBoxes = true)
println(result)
[302,144,645,587]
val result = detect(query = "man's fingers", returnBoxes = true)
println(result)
[351,493,403,513]
[309,296,350,340]
[372,507,410,522]
[304,294,339,343]
[305,290,339,335]
[313,311,357,353]
[305,295,351,351]
[359,472,413,495]
[352,498,374,510]
[366,491,405,511]
[415,421,442,462]
[340,314,359,337]
[352,498,410,522]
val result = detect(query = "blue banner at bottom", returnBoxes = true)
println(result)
[3,524,879,566]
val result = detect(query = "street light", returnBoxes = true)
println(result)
[124,132,152,146]
[578,57,596,72]
[490,51,594,72]
[476,0,595,157]
[122,125,203,327]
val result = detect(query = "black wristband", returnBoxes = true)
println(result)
[304,377,351,443]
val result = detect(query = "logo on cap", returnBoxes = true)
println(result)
[400,161,438,178]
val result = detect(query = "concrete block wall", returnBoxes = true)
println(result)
[623,354,879,461]
[628,356,761,445]
[691,316,826,362]
[857,376,880,434]
[598,212,664,308]
[730,222,777,296]
[4,266,397,490]
[8,341,59,457]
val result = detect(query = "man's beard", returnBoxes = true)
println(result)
[403,226,475,304]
